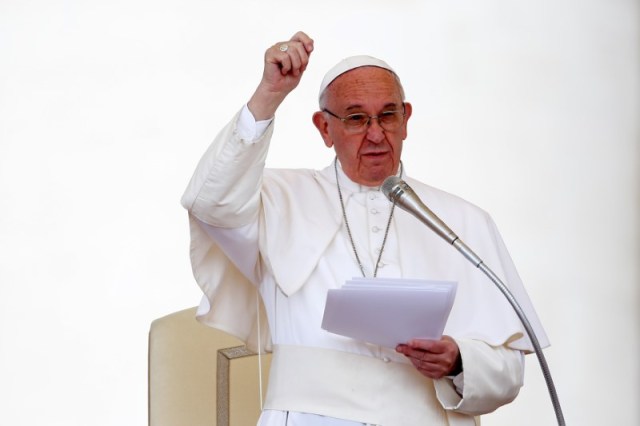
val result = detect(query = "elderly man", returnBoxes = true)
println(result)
[181,31,547,426]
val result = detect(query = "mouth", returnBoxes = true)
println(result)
[362,149,390,156]
[361,151,390,159]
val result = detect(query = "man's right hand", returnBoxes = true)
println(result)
[248,31,314,121]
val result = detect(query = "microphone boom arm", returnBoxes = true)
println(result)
[382,176,565,426]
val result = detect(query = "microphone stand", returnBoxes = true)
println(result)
[452,237,565,426]
[383,177,565,425]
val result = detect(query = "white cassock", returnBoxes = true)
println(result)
[181,106,549,426]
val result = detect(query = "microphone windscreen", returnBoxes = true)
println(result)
[381,175,403,201]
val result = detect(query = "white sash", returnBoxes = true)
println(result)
[263,345,478,426]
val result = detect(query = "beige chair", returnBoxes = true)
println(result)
[149,307,271,426]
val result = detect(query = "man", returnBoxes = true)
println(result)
[181,31,548,426]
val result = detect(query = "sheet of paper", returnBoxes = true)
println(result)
[321,278,457,348]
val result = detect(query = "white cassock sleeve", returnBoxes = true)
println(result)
[436,338,524,416]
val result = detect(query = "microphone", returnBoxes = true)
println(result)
[381,176,482,266]
[381,175,565,426]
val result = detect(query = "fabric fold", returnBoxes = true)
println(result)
[260,169,343,297]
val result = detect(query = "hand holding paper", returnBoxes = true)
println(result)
[396,336,462,379]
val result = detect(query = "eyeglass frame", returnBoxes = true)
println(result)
[321,103,407,132]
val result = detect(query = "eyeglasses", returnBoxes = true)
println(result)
[322,103,406,133]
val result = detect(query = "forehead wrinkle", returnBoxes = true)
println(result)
[324,68,403,111]
[344,102,402,112]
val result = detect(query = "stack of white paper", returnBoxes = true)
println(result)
[321,278,457,349]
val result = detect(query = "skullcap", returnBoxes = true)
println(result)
[318,55,397,100]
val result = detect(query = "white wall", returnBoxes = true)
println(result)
[0,1,638,425]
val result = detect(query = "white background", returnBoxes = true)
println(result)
[1,1,638,425]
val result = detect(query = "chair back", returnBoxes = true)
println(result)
[149,307,270,426]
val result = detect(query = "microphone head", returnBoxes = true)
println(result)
[381,175,405,202]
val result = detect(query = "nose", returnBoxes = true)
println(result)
[365,117,386,143]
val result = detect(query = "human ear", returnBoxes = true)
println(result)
[401,102,413,140]
[312,111,334,148]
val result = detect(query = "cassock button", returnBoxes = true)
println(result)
[370,208,379,214]
[369,192,378,200]
[382,356,390,363]
[372,226,381,233]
